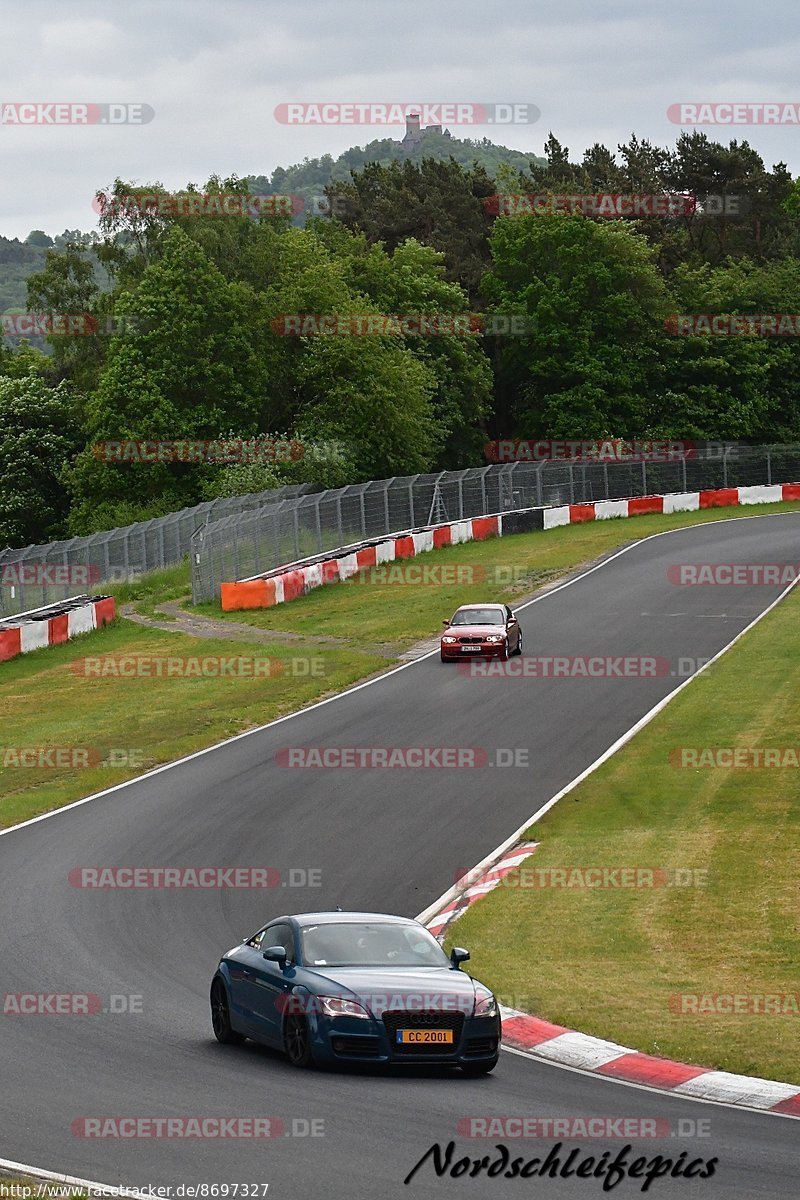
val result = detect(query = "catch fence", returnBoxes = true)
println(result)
[0,484,314,617]
[190,445,800,603]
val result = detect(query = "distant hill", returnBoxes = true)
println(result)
[0,231,106,318]
[248,126,547,219]
[0,236,51,314]
[0,129,547,311]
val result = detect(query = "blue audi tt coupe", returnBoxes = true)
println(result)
[210,911,500,1073]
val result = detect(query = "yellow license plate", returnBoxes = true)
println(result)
[397,1028,454,1044]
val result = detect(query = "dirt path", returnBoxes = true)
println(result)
[120,601,402,658]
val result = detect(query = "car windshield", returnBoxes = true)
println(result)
[300,922,451,968]
[450,608,505,626]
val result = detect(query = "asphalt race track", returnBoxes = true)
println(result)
[1,513,799,1198]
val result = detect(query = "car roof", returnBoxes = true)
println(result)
[271,912,420,928]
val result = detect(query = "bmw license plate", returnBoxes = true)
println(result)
[461,645,481,652]
[396,1028,454,1044]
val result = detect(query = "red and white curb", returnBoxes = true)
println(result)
[426,843,540,939]
[425,845,800,1117]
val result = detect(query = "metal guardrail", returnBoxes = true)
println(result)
[190,445,800,604]
[0,484,315,618]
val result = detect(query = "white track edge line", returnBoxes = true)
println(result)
[1,508,797,847]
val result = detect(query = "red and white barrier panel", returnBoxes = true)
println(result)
[220,482,800,611]
[0,596,115,664]
[542,482,800,530]
[220,515,500,610]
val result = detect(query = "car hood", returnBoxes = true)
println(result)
[444,624,505,637]
[306,966,479,1016]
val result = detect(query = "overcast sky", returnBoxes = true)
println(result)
[2,0,799,241]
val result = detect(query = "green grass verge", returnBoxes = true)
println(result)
[0,620,387,830]
[0,1180,90,1200]
[446,583,800,1083]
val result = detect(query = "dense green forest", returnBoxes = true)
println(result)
[2,128,800,549]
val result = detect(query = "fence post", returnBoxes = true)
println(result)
[767,448,772,486]
[383,481,393,534]
[681,455,687,493]
[190,527,201,603]
[0,547,10,616]
[458,475,465,518]
[315,499,322,553]
[253,513,261,577]
[336,494,344,545]
[359,490,366,538]
[273,509,281,573]
[233,523,241,582]
[723,447,729,489]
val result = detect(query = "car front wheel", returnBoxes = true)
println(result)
[211,977,245,1045]
[284,1013,315,1068]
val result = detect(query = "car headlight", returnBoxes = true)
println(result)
[485,635,503,643]
[318,995,371,1019]
[473,992,498,1018]
[442,636,458,644]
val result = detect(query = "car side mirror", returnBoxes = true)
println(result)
[263,946,288,968]
[450,946,470,968]
[442,619,450,626]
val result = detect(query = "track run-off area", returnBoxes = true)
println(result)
[1,512,799,1199]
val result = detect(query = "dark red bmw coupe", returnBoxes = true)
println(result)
[440,603,522,662]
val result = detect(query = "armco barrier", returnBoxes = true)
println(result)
[0,595,115,664]
[219,484,800,612]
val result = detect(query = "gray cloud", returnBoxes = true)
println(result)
[1,0,798,240]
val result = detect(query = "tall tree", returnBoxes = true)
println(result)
[325,158,496,303]
[0,375,80,546]
[483,212,670,438]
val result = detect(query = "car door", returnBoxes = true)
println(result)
[505,605,520,651]
[246,922,297,1045]
[225,927,268,1033]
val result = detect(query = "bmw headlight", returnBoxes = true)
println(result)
[318,995,371,1019]
[473,991,498,1018]
[485,635,503,643]
[442,636,458,644]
